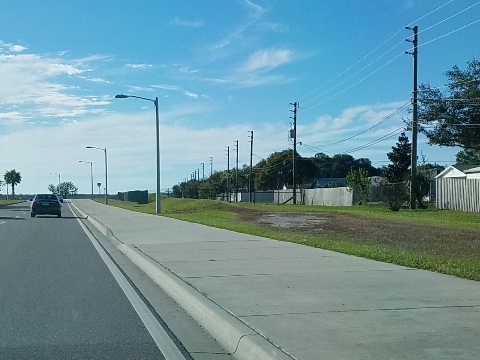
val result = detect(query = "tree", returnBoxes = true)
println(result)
[418,59,480,153]
[311,152,381,178]
[346,168,370,205]
[171,185,183,198]
[48,181,78,198]
[253,150,316,190]
[382,133,411,211]
[384,133,411,183]
[198,181,215,199]
[455,148,480,165]
[4,169,22,199]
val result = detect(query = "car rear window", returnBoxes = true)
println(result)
[36,194,58,200]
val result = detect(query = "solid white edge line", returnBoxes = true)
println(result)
[74,213,186,360]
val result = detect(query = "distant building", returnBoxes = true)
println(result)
[311,178,347,188]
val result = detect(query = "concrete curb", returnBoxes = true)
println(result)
[119,244,294,360]
[69,202,122,247]
[70,201,295,360]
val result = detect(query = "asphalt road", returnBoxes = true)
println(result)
[0,201,168,359]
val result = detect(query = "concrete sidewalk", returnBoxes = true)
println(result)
[70,199,480,360]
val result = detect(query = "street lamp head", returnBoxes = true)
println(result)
[115,94,128,99]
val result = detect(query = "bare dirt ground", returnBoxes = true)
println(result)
[236,209,480,259]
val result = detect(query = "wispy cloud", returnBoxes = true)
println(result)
[170,17,204,28]
[242,0,267,18]
[179,66,200,74]
[0,111,30,125]
[79,76,113,85]
[210,0,267,51]
[152,84,202,99]
[240,48,293,72]
[257,21,288,32]
[153,84,181,91]
[125,63,153,70]
[183,91,199,99]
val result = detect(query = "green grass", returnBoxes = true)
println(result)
[103,197,480,281]
[0,199,24,206]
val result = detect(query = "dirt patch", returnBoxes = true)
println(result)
[236,209,480,259]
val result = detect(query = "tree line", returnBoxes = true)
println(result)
[172,151,382,199]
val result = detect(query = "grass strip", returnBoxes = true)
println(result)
[104,198,480,281]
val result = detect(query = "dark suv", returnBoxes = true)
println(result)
[30,194,62,218]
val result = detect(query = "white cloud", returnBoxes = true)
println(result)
[79,76,113,85]
[240,48,293,73]
[153,84,181,91]
[9,44,26,52]
[242,0,267,18]
[0,50,111,123]
[152,84,202,99]
[0,111,30,124]
[183,91,199,99]
[125,63,153,69]
[170,17,204,28]
[257,21,288,32]
[179,66,200,74]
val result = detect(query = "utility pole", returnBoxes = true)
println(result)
[249,131,254,203]
[200,162,205,181]
[406,25,418,210]
[226,146,230,202]
[209,156,213,177]
[234,140,239,202]
[290,102,298,204]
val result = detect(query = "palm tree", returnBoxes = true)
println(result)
[4,170,22,199]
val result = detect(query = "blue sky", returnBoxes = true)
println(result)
[0,0,479,195]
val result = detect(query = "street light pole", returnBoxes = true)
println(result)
[86,146,108,205]
[115,94,161,214]
[79,160,94,199]
[50,172,61,186]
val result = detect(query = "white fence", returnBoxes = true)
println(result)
[436,178,480,212]
[230,188,356,206]
[302,187,354,206]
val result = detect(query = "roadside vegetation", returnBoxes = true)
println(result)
[0,199,23,206]
[104,196,480,281]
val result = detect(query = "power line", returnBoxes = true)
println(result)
[416,18,480,49]
[343,125,406,154]
[300,53,407,113]
[416,1,480,36]
[301,2,478,113]
[318,101,410,147]
[297,0,455,104]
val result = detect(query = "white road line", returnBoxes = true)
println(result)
[0,221,6,225]
[74,213,186,360]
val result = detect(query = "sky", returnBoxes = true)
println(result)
[0,0,479,195]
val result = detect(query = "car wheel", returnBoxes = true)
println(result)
[31,212,35,217]
[57,212,62,218]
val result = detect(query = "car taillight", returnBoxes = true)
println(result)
[32,201,36,206]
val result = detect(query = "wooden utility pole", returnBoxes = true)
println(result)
[290,102,298,204]
[234,140,239,202]
[249,131,254,203]
[406,25,418,209]
[226,146,230,202]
